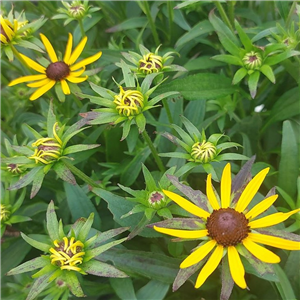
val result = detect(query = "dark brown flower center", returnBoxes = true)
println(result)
[46,61,70,81]
[206,208,250,247]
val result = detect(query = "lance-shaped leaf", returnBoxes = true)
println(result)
[21,233,50,252]
[70,217,87,238]
[1,156,33,164]
[220,255,234,300]
[128,213,154,240]
[149,218,204,230]
[83,260,128,278]
[64,271,85,297]
[46,200,60,241]
[121,204,146,219]
[63,144,100,155]
[7,256,49,276]
[77,213,94,242]
[61,118,89,146]
[47,100,57,137]
[30,167,46,198]
[248,70,260,98]
[53,161,76,185]
[232,67,248,85]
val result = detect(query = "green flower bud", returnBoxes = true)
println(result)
[66,1,86,19]
[148,191,166,209]
[1,204,11,222]
[190,141,217,163]
[242,51,262,70]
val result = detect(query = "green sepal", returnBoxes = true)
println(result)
[118,184,146,199]
[64,271,85,297]
[82,260,128,278]
[247,70,260,98]
[63,144,100,155]
[145,207,156,220]
[69,217,87,238]
[260,64,276,84]
[77,92,114,107]
[157,207,173,219]
[6,256,49,276]
[216,142,241,151]
[18,233,46,253]
[212,54,243,66]
[232,68,248,85]
[234,19,253,51]
[181,116,201,142]
[32,263,57,279]
[46,200,60,242]
[85,238,127,262]
[135,113,146,134]
[58,219,66,239]
[78,213,94,242]
[121,119,133,141]
[175,161,198,177]
[142,164,157,191]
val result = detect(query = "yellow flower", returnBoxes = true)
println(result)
[8,33,102,101]
[0,15,28,44]
[154,163,300,289]
[138,52,163,74]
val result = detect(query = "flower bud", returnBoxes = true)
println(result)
[114,86,144,117]
[1,204,11,222]
[66,1,86,19]
[148,191,166,209]
[242,51,262,70]
[138,53,163,74]
[190,141,217,163]
[7,163,26,175]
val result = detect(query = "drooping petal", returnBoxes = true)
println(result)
[206,174,220,210]
[8,74,47,86]
[0,16,14,41]
[60,79,71,95]
[180,240,216,269]
[242,237,280,263]
[248,232,300,250]
[221,163,231,208]
[249,208,300,229]
[245,194,278,220]
[163,190,210,219]
[70,51,102,71]
[63,33,73,64]
[195,245,224,288]
[40,33,58,63]
[235,168,270,213]
[29,80,56,101]
[19,53,46,74]
[27,78,52,88]
[66,75,88,83]
[227,246,247,289]
[153,226,208,239]
[68,36,87,65]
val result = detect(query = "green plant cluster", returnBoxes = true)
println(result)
[1,1,300,300]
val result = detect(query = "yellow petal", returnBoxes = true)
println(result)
[68,36,87,65]
[29,80,56,101]
[249,208,300,229]
[0,16,14,41]
[70,51,102,71]
[69,67,85,77]
[60,79,71,95]
[66,75,88,83]
[245,194,278,220]
[153,226,208,239]
[195,245,224,289]
[163,190,210,219]
[180,240,216,269]
[8,74,47,86]
[242,237,280,263]
[27,78,52,88]
[40,33,58,63]
[227,246,247,289]
[19,53,46,74]
[63,33,73,64]
[1,34,8,43]
[235,168,270,213]
[206,174,220,210]
[221,163,231,208]
[248,232,300,250]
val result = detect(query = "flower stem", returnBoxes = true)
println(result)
[140,1,160,45]
[10,44,32,72]
[141,130,165,172]
[62,159,99,187]
[78,19,86,38]
[213,1,234,32]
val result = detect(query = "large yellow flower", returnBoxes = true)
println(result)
[154,163,300,289]
[8,33,102,101]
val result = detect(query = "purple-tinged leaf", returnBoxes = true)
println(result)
[83,260,128,278]
[255,229,300,242]
[78,213,94,242]
[148,218,204,230]
[53,161,76,185]
[69,217,87,238]
[64,271,85,297]
[128,214,153,240]
[30,167,46,198]
[46,200,60,242]
[220,255,234,300]
[167,175,209,211]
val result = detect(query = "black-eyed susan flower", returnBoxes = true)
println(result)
[7,201,128,300]
[1,10,46,61]
[153,162,300,292]
[8,33,102,101]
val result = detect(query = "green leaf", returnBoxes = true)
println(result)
[212,54,243,66]
[147,91,179,107]
[77,213,94,242]
[232,68,248,85]
[220,256,234,300]
[8,167,43,191]
[260,64,275,83]
[64,271,85,297]
[142,164,157,191]
[135,113,146,134]
[83,260,128,278]
[30,167,46,199]
[46,200,60,242]
[8,215,31,224]
[216,153,249,161]
[64,182,101,229]
[21,233,50,252]
[110,278,137,300]
[264,50,300,66]
[154,73,237,101]
[63,144,100,155]
[106,17,147,32]
[278,121,299,198]
[128,212,153,239]
[136,280,169,300]
[150,217,204,230]
[1,156,33,164]
[7,256,49,276]
[53,161,76,185]
[234,19,253,51]
[47,101,57,137]
[247,70,260,98]
[274,264,296,300]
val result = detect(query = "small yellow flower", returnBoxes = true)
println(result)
[113,86,144,117]
[138,53,163,74]
[50,237,85,273]
[190,141,217,163]
[154,163,300,289]
[8,33,102,100]
[0,15,28,44]
[29,122,63,164]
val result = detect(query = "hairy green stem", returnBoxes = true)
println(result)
[62,159,99,187]
[213,1,234,32]
[142,130,165,172]
[141,1,160,45]
[78,19,86,38]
